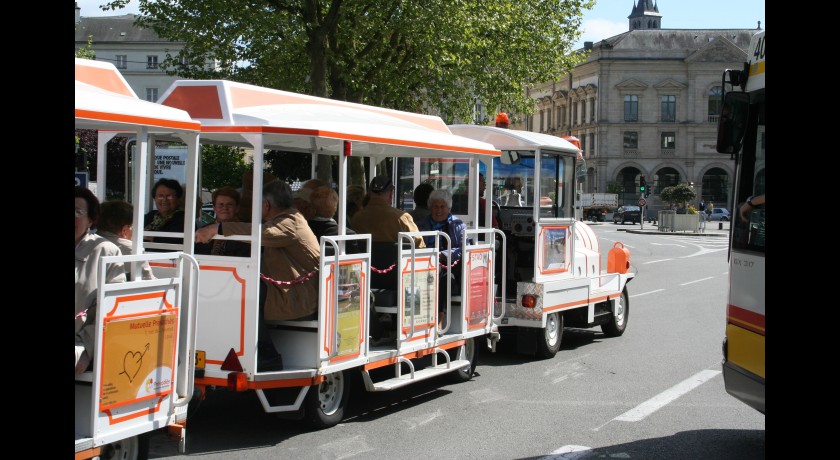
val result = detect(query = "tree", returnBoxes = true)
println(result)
[199,145,251,190]
[659,183,696,211]
[103,0,592,186]
[103,0,592,122]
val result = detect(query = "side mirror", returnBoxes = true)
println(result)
[716,92,750,154]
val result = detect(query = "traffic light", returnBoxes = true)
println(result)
[639,175,646,193]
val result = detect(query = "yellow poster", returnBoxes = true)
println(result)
[99,311,178,411]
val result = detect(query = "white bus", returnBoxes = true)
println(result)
[716,30,765,414]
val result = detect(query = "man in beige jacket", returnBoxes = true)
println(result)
[196,179,320,371]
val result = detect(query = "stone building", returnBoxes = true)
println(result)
[74,2,212,102]
[516,0,762,212]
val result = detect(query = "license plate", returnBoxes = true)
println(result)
[195,350,206,369]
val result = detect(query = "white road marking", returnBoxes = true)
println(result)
[680,276,714,286]
[539,445,594,460]
[612,369,721,423]
[629,289,664,298]
[651,243,685,247]
[643,259,673,264]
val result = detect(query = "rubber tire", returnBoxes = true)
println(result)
[447,337,479,383]
[602,288,629,337]
[535,312,563,359]
[303,370,350,429]
[99,432,149,460]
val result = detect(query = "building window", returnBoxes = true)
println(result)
[624,95,638,122]
[589,133,595,156]
[556,107,563,128]
[572,103,578,125]
[581,100,587,123]
[581,135,586,153]
[661,132,676,149]
[660,95,676,122]
[147,55,159,69]
[623,131,638,149]
[589,99,596,122]
[146,88,158,102]
[708,86,723,122]
[115,55,127,69]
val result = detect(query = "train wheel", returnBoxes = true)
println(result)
[98,432,149,460]
[448,337,479,383]
[304,370,349,429]
[601,289,629,337]
[535,312,563,359]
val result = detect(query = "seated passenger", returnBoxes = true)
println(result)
[417,189,467,322]
[308,186,361,254]
[409,183,434,224]
[417,189,467,265]
[98,200,155,280]
[76,187,126,374]
[293,179,327,221]
[196,179,319,371]
[351,175,424,248]
[144,178,186,250]
[194,186,251,257]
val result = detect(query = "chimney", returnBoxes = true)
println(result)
[584,41,593,51]
[75,2,81,24]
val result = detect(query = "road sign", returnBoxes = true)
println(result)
[638,198,647,207]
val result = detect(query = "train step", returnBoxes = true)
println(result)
[362,359,471,391]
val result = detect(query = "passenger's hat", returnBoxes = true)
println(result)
[369,175,394,193]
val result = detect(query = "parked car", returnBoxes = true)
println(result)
[707,207,730,221]
[613,205,641,224]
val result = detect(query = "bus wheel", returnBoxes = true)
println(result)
[447,337,479,383]
[304,370,349,429]
[536,313,563,359]
[602,289,629,337]
[99,432,149,460]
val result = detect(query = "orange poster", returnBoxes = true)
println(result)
[467,249,490,327]
[99,311,178,411]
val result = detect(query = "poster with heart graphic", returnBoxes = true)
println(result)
[99,310,178,411]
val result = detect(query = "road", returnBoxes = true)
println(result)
[149,223,764,459]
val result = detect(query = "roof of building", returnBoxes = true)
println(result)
[581,28,759,60]
[74,14,183,44]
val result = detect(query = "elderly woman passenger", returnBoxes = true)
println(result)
[417,189,467,265]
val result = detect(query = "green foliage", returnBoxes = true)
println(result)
[605,181,622,194]
[200,145,250,190]
[103,0,594,122]
[75,129,128,198]
[659,183,697,207]
[75,35,96,59]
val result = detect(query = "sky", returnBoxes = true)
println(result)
[76,0,765,50]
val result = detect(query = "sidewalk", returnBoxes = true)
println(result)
[615,219,730,237]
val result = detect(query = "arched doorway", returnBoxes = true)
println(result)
[653,167,680,195]
[615,167,642,206]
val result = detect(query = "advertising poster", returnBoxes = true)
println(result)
[401,258,437,331]
[99,311,178,411]
[466,249,491,328]
[541,226,568,274]
[335,261,363,358]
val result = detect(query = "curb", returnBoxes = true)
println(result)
[617,228,727,237]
